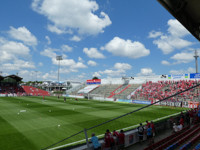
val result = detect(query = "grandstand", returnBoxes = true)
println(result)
[0,74,50,96]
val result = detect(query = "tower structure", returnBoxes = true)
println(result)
[194,50,199,73]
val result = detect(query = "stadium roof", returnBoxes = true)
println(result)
[4,75,23,82]
[157,0,200,42]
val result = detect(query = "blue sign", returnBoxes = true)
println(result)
[132,100,151,105]
[117,99,132,103]
[190,73,200,79]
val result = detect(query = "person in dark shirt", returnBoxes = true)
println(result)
[137,123,144,142]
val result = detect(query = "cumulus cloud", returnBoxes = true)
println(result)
[114,63,132,70]
[61,44,73,52]
[137,68,155,76]
[83,47,105,59]
[45,36,51,45]
[171,52,194,64]
[94,62,132,77]
[2,60,35,71]
[167,19,190,37]
[40,48,87,72]
[32,0,112,35]
[161,60,171,65]
[103,37,150,59]
[70,36,81,42]
[170,67,195,75]
[0,40,31,62]
[148,31,162,38]
[150,19,193,54]
[93,72,101,77]
[8,26,37,46]
[88,60,97,66]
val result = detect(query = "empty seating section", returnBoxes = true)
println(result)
[22,86,50,96]
[132,80,200,102]
[77,85,99,94]
[89,84,140,99]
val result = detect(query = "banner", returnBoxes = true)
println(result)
[168,74,188,79]
[190,73,200,79]
[132,100,151,105]
[188,101,199,108]
[86,79,101,84]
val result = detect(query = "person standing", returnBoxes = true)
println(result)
[90,133,101,150]
[147,125,153,145]
[137,123,144,142]
[118,130,125,150]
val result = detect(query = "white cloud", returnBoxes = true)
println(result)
[38,62,43,66]
[151,19,193,54]
[161,60,171,65]
[103,37,150,59]
[170,67,195,75]
[0,41,31,62]
[61,44,73,52]
[2,59,35,71]
[171,52,194,64]
[94,62,131,77]
[40,48,57,58]
[148,31,162,38]
[45,36,51,45]
[88,60,97,66]
[32,0,112,35]
[114,63,132,70]
[8,26,37,46]
[167,19,190,37]
[70,36,81,42]
[47,24,66,34]
[153,36,192,54]
[83,47,105,59]
[41,48,87,72]
[93,72,101,77]
[137,68,155,76]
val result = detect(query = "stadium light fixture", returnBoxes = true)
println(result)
[56,55,63,84]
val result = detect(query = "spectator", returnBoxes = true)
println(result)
[173,123,178,133]
[118,130,125,150]
[137,123,144,142]
[150,121,155,143]
[198,108,200,122]
[90,133,101,150]
[105,129,115,149]
[177,123,183,131]
[104,133,111,150]
[185,111,190,126]
[179,117,184,127]
[147,125,153,145]
[113,130,119,145]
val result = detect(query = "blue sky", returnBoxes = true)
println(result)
[0,0,200,82]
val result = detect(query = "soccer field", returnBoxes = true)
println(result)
[0,96,185,150]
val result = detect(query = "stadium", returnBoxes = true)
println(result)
[1,0,200,150]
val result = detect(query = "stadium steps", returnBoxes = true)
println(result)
[144,124,200,150]
[22,86,50,96]
[107,84,131,98]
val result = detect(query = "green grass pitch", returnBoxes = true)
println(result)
[0,96,185,150]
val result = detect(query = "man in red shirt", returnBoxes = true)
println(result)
[118,130,125,150]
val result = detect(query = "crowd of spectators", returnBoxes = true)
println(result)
[132,80,200,102]
[89,107,200,150]
[0,85,25,96]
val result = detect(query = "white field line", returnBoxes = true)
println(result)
[48,111,182,150]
